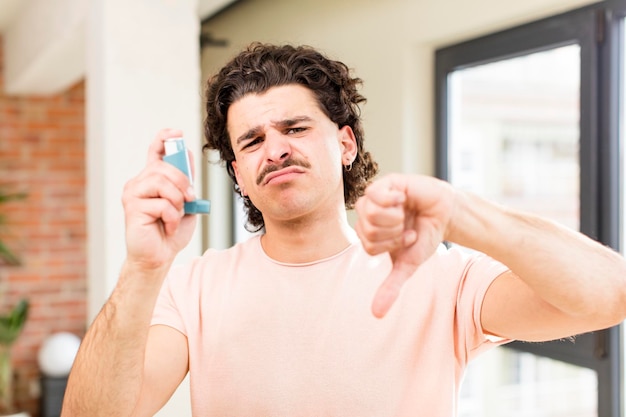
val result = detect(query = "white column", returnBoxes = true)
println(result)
[86,0,202,319]
[86,2,200,415]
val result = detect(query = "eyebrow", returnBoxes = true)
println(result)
[235,116,314,146]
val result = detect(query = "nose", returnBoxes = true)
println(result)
[264,132,291,164]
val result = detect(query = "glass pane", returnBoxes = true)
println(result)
[460,349,597,417]
[448,45,580,230]
[448,45,598,416]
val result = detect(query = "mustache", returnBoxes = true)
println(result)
[256,158,311,185]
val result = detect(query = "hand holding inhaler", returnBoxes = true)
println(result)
[163,138,211,215]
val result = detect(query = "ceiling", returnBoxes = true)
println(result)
[0,0,22,33]
[0,0,234,34]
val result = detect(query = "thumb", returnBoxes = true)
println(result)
[371,271,403,319]
[371,230,419,318]
[371,259,416,319]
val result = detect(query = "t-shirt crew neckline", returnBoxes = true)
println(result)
[254,234,360,267]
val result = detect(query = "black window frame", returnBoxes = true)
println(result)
[435,3,624,416]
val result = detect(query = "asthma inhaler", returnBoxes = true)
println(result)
[163,138,211,215]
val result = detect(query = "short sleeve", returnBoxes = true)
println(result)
[455,251,511,361]
[151,264,189,336]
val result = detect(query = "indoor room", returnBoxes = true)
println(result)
[0,0,623,416]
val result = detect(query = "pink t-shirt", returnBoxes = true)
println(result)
[152,236,509,416]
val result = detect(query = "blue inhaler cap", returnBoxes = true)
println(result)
[184,200,211,214]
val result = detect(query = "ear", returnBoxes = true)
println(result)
[231,160,247,196]
[338,125,358,165]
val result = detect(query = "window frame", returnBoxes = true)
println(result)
[435,4,623,416]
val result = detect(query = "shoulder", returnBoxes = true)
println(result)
[399,244,509,298]
[424,244,507,278]
[164,235,263,290]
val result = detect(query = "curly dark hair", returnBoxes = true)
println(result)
[203,42,379,232]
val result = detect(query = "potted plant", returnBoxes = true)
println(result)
[0,187,29,416]
[0,300,29,416]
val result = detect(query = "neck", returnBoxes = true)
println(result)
[261,209,357,264]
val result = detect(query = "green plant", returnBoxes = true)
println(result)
[0,299,29,414]
[0,186,28,414]
[0,300,29,346]
[0,187,26,266]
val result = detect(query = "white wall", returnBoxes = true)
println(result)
[87,2,201,416]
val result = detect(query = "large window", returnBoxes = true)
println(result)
[436,3,623,416]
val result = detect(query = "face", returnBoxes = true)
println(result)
[228,84,357,225]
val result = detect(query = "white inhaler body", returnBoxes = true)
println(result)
[163,138,211,215]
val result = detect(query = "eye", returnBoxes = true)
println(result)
[287,127,307,135]
[242,137,263,150]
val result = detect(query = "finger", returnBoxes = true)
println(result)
[358,215,404,238]
[358,227,418,256]
[156,160,196,201]
[359,198,405,226]
[364,183,406,208]
[356,220,403,250]
[147,128,184,163]
[358,197,405,228]
[126,168,189,208]
[355,196,413,253]
[126,197,185,235]
[135,160,196,202]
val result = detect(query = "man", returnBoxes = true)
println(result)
[62,43,626,416]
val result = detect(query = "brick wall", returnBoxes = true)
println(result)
[0,37,87,417]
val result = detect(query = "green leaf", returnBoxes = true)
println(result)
[0,192,26,205]
[0,241,20,266]
[0,300,29,345]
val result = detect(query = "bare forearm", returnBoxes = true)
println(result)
[448,190,626,324]
[62,263,169,417]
